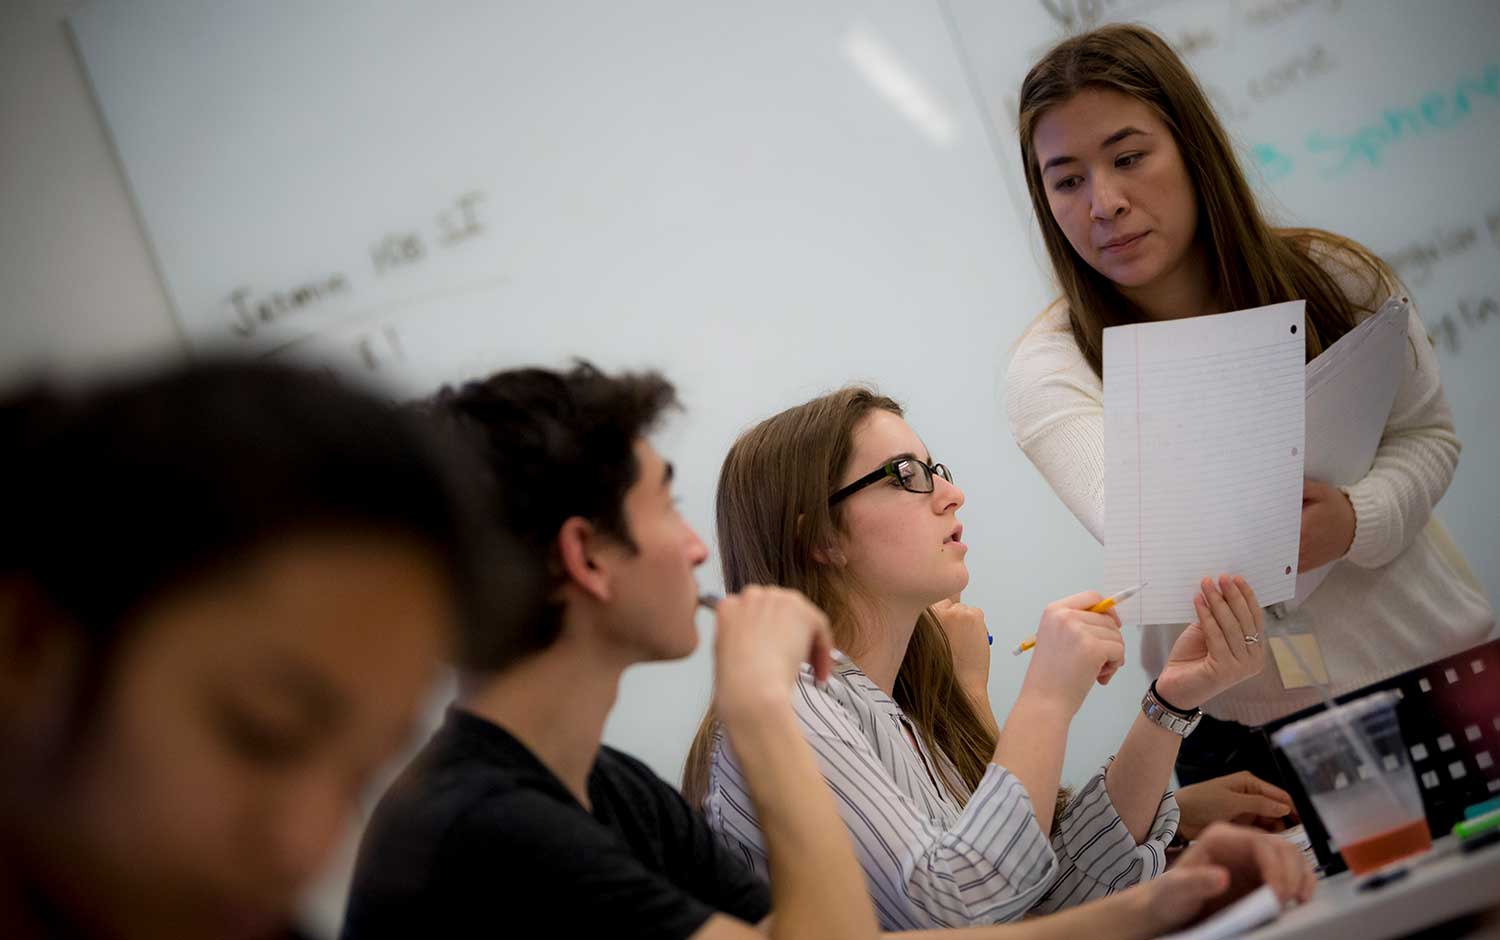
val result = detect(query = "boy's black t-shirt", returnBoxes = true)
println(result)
[340,708,770,939]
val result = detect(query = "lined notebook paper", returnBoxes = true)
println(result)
[1104,301,1306,625]
[1294,296,1410,604]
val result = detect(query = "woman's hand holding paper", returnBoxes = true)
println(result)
[1156,576,1267,710]
[1298,478,1357,572]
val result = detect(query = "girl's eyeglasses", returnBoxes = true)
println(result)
[828,457,953,507]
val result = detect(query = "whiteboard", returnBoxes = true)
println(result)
[71,0,1500,792]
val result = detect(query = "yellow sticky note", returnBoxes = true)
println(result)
[1270,633,1330,689]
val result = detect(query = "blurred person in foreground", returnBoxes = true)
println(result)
[0,360,508,940]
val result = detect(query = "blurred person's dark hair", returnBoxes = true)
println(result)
[426,360,679,672]
[0,358,526,749]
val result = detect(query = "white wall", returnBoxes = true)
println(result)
[0,0,181,383]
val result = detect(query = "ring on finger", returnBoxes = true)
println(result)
[1243,632,1263,646]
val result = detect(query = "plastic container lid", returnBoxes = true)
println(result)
[1271,689,1401,748]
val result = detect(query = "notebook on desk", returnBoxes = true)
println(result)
[1158,885,1283,940]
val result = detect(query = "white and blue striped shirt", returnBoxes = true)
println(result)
[703,660,1179,930]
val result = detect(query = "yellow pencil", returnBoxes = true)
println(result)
[1010,582,1148,656]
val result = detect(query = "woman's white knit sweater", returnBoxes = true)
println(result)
[1004,263,1493,726]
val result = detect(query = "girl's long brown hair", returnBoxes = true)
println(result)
[681,388,1002,812]
[1017,24,1393,375]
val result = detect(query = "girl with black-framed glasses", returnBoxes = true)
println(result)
[682,386,1288,931]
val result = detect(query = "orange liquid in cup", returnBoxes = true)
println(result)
[1339,818,1433,875]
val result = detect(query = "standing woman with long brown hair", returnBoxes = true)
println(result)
[682,388,1273,930]
[1005,24,1493,786]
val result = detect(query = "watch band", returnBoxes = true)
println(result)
[1142,680,1203,737]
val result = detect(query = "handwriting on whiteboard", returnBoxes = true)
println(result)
[223,191,487,339]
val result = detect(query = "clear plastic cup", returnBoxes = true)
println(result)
[1271,690,1432,874]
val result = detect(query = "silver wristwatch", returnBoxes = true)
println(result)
[1141,680,1202,737]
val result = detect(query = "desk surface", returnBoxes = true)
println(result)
[1243,835,1500,940]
